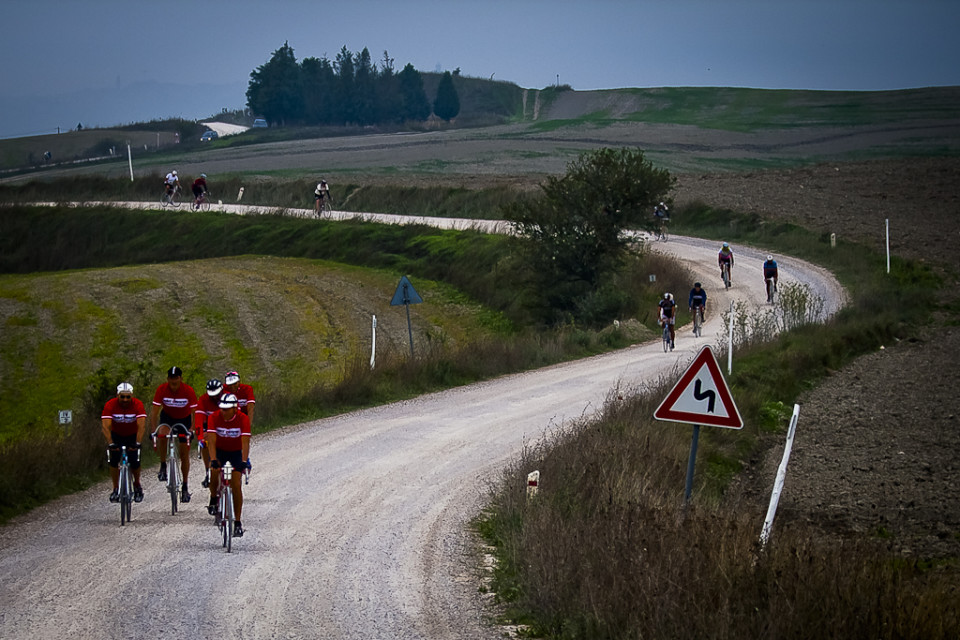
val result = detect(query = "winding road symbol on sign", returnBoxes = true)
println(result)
[654,345,743,429]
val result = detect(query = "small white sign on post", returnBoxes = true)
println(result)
[526,470,540,499]
[59,410,72,426]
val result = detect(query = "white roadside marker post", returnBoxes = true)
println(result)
[526,470,540,499]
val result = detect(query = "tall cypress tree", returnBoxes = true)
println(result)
[397,64,430,122]
[433,71,460,121]
[246,41,304,126]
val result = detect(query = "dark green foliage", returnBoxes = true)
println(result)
[504,148,675,324]
[246,41,304,126]
[433,71,461,121]
[398,63,431,122]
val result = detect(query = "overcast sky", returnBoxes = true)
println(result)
[3,0,958,138]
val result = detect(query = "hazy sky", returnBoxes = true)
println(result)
[3,0,958,138]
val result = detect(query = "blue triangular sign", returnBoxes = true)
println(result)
[390,276,423,306]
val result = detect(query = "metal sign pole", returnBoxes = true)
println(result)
[405,301,414,357]
[684,425,701,504]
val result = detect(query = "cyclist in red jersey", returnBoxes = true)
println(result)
[223,370,256,426]
[206,393,251,537]
[195,378,223,488]
[101,382,147,503]
[150,366,199,502]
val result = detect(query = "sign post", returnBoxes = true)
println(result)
[390,276,423,357]
[654,345,743,504]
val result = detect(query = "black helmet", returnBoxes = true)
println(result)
[206,379,223,396]
[694,282,701,288]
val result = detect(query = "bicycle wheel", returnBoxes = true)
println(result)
[119,464,130,526]
[161,191,171,208]
[693,310,702,338]
[170,190,181,208]
[766,279,774,304]
[168,445,179,515]
[222,487,234,552]
[662,325,670,352]
[723,264,731,289]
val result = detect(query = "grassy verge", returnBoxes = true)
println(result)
[476,205,957,639]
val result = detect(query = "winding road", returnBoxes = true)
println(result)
[0,210,845,639]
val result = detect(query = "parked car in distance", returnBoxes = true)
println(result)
[252,118,268,128]
[200,130,218,141]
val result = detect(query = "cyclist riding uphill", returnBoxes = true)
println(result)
[718,242,735,282]
[101,382,147,504]
[195,378,223,488]
[164,170,179,196]
[314,179,331,214]
[191,173,208,205]
[150,366,198,502]
[206,393,251,538]
[763,254,779,287]
[688,282,707,323]
[223,370,255,426]
[658,292,677,350]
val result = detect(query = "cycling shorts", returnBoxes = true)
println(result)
[215,449,246,474]
[718,254,733,264]
[109,433,141,469]
[192,185,204,197]
[158,411,192,442]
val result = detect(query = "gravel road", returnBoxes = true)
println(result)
[0,218,844,639]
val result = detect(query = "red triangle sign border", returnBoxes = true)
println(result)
[653,345,744,429]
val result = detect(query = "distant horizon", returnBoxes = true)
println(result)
[5,0,958,140]
[4,78,959,141]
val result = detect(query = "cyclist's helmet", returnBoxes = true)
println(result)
[722,242,729,248]
[172,170,177,176]
[218,393,239,409]
[767,254,773,261]
[663,292,673,300]
[694,282,701,288]
[224,371,240,385]
[200,173,206,179]
[117,382,134,395]
[206,379,223,396]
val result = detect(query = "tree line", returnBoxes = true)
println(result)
[246,42,460,127]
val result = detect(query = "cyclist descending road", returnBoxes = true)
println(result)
[688,282,707,334]
[195,379,223,489]
[658,292,677,351]
[718,242,735,286]
[150,366,199,503]
[101,383,146,504]
[206,393,252,538]
[763,254,779,302]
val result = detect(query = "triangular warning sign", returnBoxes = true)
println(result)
[654,345,743,429]
[390,275,423,306]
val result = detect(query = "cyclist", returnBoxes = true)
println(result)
[653,201,669,237]
[223,370,256,426]
[194,378,223,488]
[658,292,676,350]
[763,254,779,294]
[688,282,707,329]
[191,173,208,209]
[150,366,198,503]
[718,242,735,283]
[101,382,147,503]
[164,170,179,198]
[314,179,330,215]
[206,393,251,538]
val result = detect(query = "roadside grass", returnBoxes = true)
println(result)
[476,205,957,638]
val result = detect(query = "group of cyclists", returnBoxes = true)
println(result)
[656,241,780,349]
[163,169,210,209]
[101,366,256,538]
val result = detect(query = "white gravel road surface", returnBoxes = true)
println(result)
[0,214,844,639]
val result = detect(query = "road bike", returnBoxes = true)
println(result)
[213,461,249,552]
[109,444,137,526]
[652,220,668,242]
[661,320,672,352]
[161,184,181,208]
[721,262,731,289]
[192,191,211,211]
[315,196,332,219]
[766,277,777,304]
[692,305,704,338]
[154,425,189,515]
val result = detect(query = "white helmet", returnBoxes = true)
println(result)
[767,254,773,261]
[172,170,177,176]
[663,292,673,301]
